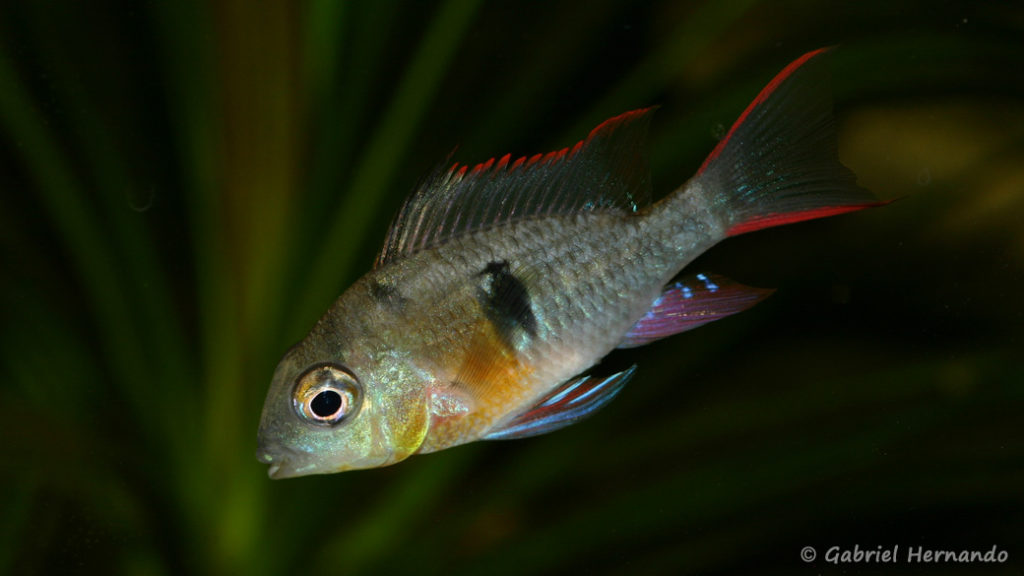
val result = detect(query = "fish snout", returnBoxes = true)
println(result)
[255,447,283,478]
[256,435,305,479]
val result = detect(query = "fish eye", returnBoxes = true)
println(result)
[292,363,363,426]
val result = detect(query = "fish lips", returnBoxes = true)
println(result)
[256,439,311,479]
[255,420,321,479]
[256,427,394,478]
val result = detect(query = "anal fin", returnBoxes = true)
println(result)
[483,366,636,441]
[618,273,773,348]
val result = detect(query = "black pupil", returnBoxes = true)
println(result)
[310,390,343,418]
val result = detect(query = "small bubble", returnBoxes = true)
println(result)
[127,187,156,213]
[916,168,932,186]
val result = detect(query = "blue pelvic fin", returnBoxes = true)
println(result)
[483,366,636,440]
[618,273,773,349]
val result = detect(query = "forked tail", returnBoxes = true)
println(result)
[695,48,882,237]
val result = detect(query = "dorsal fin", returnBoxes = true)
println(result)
[375,108,656,267]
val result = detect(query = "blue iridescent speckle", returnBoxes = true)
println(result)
[696,273,719,292]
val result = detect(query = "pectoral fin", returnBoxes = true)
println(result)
[483,366,636,440]
[618,273,773,348]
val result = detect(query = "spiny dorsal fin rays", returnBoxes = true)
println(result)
[375,108,656,267]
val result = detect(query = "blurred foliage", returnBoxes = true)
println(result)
[1,0,1023,574]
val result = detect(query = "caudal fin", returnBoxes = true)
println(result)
[696,48,882,237]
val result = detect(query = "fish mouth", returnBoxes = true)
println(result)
[263,457,320,479]
[257,449,299,479]
[267,461,284,479]
[256,437,302,479]
[256,451,284,479]
[256,443,321,479]
[256,447,281,478]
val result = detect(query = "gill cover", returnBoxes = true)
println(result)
[256,348,431,478]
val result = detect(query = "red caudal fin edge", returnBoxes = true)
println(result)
[697,48,828,175]
[726,203,886,237]
[695,48,884,237]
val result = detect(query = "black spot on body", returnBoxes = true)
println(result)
[477,260,537,347]
[369,278,407,309]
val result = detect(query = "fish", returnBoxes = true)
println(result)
[256,48,881,478]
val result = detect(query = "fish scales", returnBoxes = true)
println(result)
[257,48,881,477]
[392,210,709,433]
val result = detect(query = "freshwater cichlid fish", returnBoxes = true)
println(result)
[257,48,881,478]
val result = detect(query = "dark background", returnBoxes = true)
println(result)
[1,1,1022,574]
